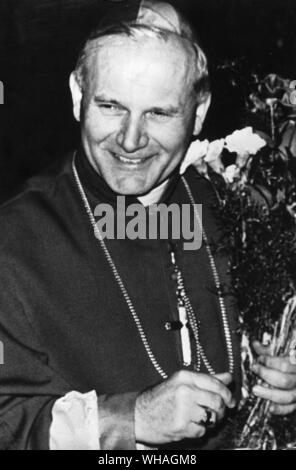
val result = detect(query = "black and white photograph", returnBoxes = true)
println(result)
[0,0,296,452]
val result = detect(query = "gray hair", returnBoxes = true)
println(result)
[74,19,210,104]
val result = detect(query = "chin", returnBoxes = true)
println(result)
[112,184,150,197]
[108,176,156,196]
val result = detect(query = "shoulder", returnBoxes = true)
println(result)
[0,154,72,219]
[182,166,219,206]
[0,153,74,252]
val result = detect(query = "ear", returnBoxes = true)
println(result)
[193,93,211,136]
[69,72,83,122]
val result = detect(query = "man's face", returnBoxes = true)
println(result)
[73,33,203,195]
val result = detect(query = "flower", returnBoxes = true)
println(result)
[206,65,296,450]
[223,164,240,184]
[204,138,225,174]
[281,84,296,113]
[225,127,266,156]
[279,121,296,157]
[180,128,266,177]
[180,139,209,175]
[260,74,289,99]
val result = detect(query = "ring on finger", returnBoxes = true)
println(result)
[200,408,215,427]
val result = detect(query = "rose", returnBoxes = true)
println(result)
[223,164,240,184]
[180,128,266,178]
[225,127,266,157]
[204,139,225,174]
[180,139,209,175]
[260,74,289,100]
[180,139,225,176]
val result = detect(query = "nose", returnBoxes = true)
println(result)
[116,114,148,153]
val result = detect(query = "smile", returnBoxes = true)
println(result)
[112,153,155,166]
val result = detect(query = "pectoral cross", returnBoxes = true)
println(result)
[166,249,193,367]
[165,306,192,366]
[178,305,192,366]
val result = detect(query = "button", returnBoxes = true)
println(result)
[165,320,183,331]
[170,272,178,281]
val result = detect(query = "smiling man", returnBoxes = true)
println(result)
[0,0,295,451]
[71,26,205,196]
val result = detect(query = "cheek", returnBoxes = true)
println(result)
[83,110,120,143]
[151,123,190,157]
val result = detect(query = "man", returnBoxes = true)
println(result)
[0,0,295,450]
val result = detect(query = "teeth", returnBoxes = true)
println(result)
[115,154,147,164]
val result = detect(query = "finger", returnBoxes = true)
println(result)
[191,373,235,408]
[215,372,233,386]
[252,363,296,389]
[253,384,296,404]
[258,355,296,374]
[190,404,217,426]
[191,388,226,421]
[270,403,296,416]
[184,421,206,440]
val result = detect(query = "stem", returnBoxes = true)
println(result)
[269,102,275,142]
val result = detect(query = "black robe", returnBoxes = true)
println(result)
[0,149,241,449]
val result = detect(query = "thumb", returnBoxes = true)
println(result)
[214,373,236,408]
[214,372,233,386]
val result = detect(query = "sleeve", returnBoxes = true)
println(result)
[0,257,72,449]
[50,391,138,450]
[50,391,100,450]
[0,256,140,450]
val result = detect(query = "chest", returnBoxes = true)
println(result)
[23,233,234,394]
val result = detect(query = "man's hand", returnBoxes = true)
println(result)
[135,370,235,445]
[252,341,296,415]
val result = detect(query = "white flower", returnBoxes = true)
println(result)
[223,164,240,184]
[180,139,209,175]
[180,127,266,177]
[225,127,266,156]
[204,138,225,174]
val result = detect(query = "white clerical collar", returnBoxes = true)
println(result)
[137,178,171,207]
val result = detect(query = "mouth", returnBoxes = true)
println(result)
[112,152,155,167]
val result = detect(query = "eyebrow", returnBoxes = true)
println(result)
[149,106,180,115]
[93,95,180,115]
[93,96,123,107]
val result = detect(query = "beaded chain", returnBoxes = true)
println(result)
[181,176,234,375]
[168,245,202,371]
[72,154,234,378]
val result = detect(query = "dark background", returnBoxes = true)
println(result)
[0,0,296,199]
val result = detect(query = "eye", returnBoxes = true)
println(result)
[98,103,125,114]
[148,110,171,121]
[100,104,118,110]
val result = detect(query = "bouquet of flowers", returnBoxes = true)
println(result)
[181,73,296,449]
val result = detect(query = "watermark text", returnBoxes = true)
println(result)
[94,197,203,250]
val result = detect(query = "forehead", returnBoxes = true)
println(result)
[85,33,196,105]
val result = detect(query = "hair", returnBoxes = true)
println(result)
[74,17,210,104]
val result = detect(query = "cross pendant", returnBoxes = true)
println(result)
[178,305,192,366]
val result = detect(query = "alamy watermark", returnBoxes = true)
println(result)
[0,81,3,104]
[93,197,203,250]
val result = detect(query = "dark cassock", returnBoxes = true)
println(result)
[0,148,241,449]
